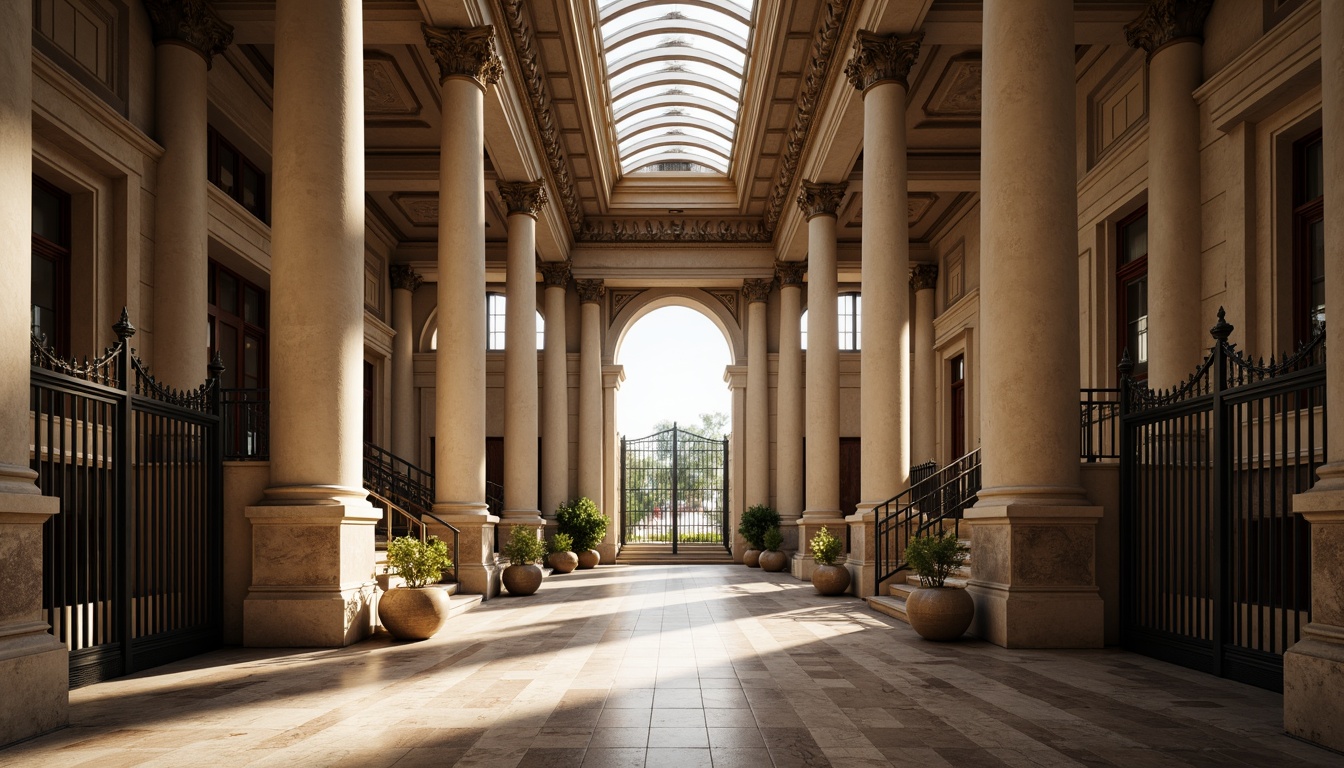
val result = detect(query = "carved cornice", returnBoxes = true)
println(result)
[422,24,503,88]
[577,218,771,243]
[575,279,605,304]
[742,279,772,304]
[142,0,233,66]
[844,30,923,93]
[539,260,571,288]
[796,181,847,219]
[775,260,805,286]
[910,264,939,291]
[389,264,423,292]
[497,179,548,217]
[1125,0,1214,58]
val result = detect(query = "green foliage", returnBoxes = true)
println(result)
[904,531,968,587]
[810,526,843,567]
[651,411,729,439]
[547,532,574,555]
[637,531,723,543]
[738,504,780,549]
[762,526,783,552]
[501,526,547,565]
[556,497,608,552]
[386,535,452,588]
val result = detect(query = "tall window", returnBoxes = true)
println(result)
[1293,130,1324,344]
[950,355,966,459]
[208,127,267,222]
[209,261,267,390]
[484,292,545,351]
[32,177,71,356]
[799,292,862,351]
[1117,207,1148,379]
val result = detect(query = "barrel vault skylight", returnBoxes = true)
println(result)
[598,0,755,175]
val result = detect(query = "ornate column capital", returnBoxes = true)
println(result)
[575,279,605,304]
[796,181,847,220]
[910,264,939,291]
[390,264,424,292]
[539,260,571,288]
[844,30,923,94]
[775,260,805,286]
[742,279,772,304]
[497,179,548,217]
[142,0,233,66]
[422,24,503,88]
[1124,0,1214,59]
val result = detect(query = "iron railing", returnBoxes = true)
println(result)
[873,449,982,589]
[363,441,435,517]
[221,388,269,460]
[620,424,730,552]
[366,488,459,584]
[1080,387,1121,462]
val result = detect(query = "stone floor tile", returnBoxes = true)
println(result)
[589,727,649,748]
[709,747,773,767]
[596,708,652,728]
[653,689,704,709]
[644,747,713,768]
[651,709,706,728]
[648,726,710,748]
[579,747,646,768]
[706,727,766,749]
[515,747,586,768]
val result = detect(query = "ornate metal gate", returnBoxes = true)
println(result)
[621,424,729,551]
[1119,311,1325,691]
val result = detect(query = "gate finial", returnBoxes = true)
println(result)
[1118,348,1134,378]
[113,307,136,341]
[1210,307,1233,341]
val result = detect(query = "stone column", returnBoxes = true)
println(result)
[540,261,571,526]
[499,180,547,528]
[245,0,380,646]
[576,280,605,508]
[725,365,748,560]
[911,265,938,463]
[793,181,847,579]
[424,24,503,597]
[968,0,1104,648]
[144,0,232,388]
[389,265,422,462]
[1125,0,1211,386]
[0,0,67,745]
[600,365,625,562]
[775,261,806,553]
[1284,0,1344,751]
[743,278,772,509]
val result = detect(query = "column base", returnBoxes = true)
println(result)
[1286,482,1344,752]
[791,516,846,581]
[428,509,500,600]
[845,505,878,598]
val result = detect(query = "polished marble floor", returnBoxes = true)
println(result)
[1,564,1340,768]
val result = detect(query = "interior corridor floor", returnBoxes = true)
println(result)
[1,564,1339,768]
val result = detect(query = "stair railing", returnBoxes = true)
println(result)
[873,448,981,589]
[363,441,436,517]
[367,487,459,584]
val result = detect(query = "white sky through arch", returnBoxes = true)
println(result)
[617,306,732,438]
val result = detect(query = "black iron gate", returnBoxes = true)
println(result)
[31,311,223,688]
[621,424,729,551]
[1119,310,1325,691]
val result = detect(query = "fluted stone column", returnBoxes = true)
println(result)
[793,182,847,579]
[911,265,939,463]
[389,265,422,462]
[499,180,547,528]
[576,280,605,511]
[744,279,772,509]
[600,365,625,562]
[245,0,380,646]
[0,0,67,744]
[144,0,232,387]
[775,261,806,553]
[726,365,749,560]
[424,24,503,597]
[1285,0,1344,750]
[1126,0,1212,386]
[969,0,1104,648]
[540,262,571,525]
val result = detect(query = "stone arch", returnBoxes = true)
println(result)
[605,288,745,365]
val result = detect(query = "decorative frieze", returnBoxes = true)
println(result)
[610,289,643,318]
[497,180,548,217]
[742,279,772,304]
[844,30,923,93]
[796,181,848,219]
[539,260,571,288]
[575,279,605,304]
[910,264,939,291]
[422,24,503,88]
[576,218,771,243]
[142,0,233,66]
[708,290,740,320]
[775,260,806,286]
[389,264,423,293]
[1124,0,1214,58]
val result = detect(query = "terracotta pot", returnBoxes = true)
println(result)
[905,586,974,641]
[758,550,788,572]
[576,549,601,569]
[502,563,544,596]
[811,563,851,596]
[547,551,578,574]
[378,585,452,640]
[743,549,762,567]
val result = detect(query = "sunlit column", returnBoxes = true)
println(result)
[743,278,772,509]
[910,265,938,463]
[576,279,605,507]
[540,261,571,524]
[389,265,423,461]
[774,261,805,553]
[600,364,625,562]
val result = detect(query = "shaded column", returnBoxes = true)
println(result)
[0,0,67,744]
[498,180,547,527]
[743,278,772,509]
[793,181,847,580]
[911,264,939,463]
[968,0,1103,648]
[600,364,625,563]
[144,1,232,387]
[576,280,605,509]
[424,24,503,597]
[539,261,571,526]
[774,261,806,553]
[725,365,748,560]
[1126,0,1213,386]
[245,0,380,646]
[389,265,423,462]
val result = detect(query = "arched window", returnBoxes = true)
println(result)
[430,298,545,351]
[799,292,861,351]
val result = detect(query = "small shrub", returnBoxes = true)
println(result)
[502,525,547,566]
[386,535,453,588]
[904,531,968,587]
[547,532,574,555]
[556,497,608,552]
[763,526,783,552]
[738,504,780,549]
[810,526,843,567]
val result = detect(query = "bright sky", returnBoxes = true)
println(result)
[616,306,732,439]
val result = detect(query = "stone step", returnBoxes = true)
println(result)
[617,543,735,565]
[866,595,910,624]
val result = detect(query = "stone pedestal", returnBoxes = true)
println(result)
[429,513,500,600]
[845,506,878,597]
[791,517,847,581]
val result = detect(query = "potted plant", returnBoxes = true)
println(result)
[809,526,851,596]
[557,497,608,569]
[501,525,547,596]
[546,532,578,574]
[738,504,780,568]
[903,531,972,641]
[758,526,788,572]
[378,535,454,640]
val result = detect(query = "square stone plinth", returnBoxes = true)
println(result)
[1285,487,1344,752]
[428,513,500,600]
[792,517,847,581]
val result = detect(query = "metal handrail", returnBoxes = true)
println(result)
[1080,387,1121,462]
[367,487,460,584]
[873,449,981,588]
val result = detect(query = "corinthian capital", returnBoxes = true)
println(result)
[844,30,923,93]
[422,24,503,88]
[575,279,605,304]
[143,0,233,66]
[539,260,571,288]
[742,279,772,304]
[1124,0,1213,59]
[910,264,938,291]
[390,264,423,292]
[775,260,805,286]
[796,181,847,220]
[497,180,548,217]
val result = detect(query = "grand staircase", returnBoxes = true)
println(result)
[617,542,736,565]
[867,537,973,624]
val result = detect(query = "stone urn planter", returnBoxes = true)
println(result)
[379,586,452,640]
[502,563,544,596]
[758,549,788,572]
[743,549,762,568]
[738,505,779,570]
[548,550,578,574]
[557,497,607,572]
[500,525,548,597]
[576,549,601,569]
[905,586,973,641]
[811,564,851,596]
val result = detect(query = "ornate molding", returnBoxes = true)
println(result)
[389,264,423,292]
[497,179,548,217]
[796,181,847,219]
[910,264,939,291]
[1124,0,1214,58]
[610,289,643,318]
[539,260,571,288]
[575,279,605,304]
[576,218,771,243]
[775,261,805,286]
[422,24,503,88]
[142,0,233,66]
[844,30,923,93]
[742,279,772,304]
[708,290,740,320]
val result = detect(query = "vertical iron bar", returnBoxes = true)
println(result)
[671,425,678,554]
[620,437,627,545]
